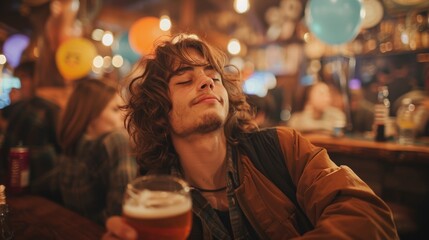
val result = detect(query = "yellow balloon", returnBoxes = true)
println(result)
[56,38,97,81]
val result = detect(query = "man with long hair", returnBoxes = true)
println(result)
[103,34,398,239]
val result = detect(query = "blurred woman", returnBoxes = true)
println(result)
[57,78,137,225]
[288,81,346,134]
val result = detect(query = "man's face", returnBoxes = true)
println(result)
[168,49,229,137]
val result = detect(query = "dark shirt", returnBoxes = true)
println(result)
[215,210,233,236]
[59,130,137,225]
[170,145,260,240]
[0,97,61,202]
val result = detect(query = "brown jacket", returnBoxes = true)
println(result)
[235,127,399,239]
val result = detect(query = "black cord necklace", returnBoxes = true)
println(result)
[192,185,227,193]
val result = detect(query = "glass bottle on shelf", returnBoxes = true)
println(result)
[0,185,14,240]
[374,86,390,142]
[418,11,429,48]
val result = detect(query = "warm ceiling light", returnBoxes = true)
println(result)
[112,55,124,68]
[160,15,172,31]
[0,54,6,65]
[102,31,114,46]
[91,28,104,41]
[93,55,103,68]
[227,39,241,55]
[234,0,250,14]
[103,56,112,68]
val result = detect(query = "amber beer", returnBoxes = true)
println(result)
[123,176,192,240]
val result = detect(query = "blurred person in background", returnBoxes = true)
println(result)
[0,60,62,202]
[365,67,391,104]
[7,61,36,105]
[350,87,375,133]
[0,60,36,145]
[288,81,346,134]
[57,78,137,225]
[1,61,38,129]
[387,60,417,116]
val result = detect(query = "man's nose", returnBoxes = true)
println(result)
[198,76,214,91]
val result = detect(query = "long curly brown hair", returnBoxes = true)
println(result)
[123,34,257,171]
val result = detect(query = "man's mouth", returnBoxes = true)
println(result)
[193,95,221,105]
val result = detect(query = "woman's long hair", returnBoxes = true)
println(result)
[123,34,257,171]
[58,78,118,155]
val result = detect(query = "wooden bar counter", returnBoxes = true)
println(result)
[305,133,429,239]
[305,134,429,165]
[7,195,104,240]
[304,134,429,198]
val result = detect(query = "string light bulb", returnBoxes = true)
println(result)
[0,54,6,65]
[160,14,172,31]
[101,31,114,46]
[234,0,250,14]
[227,38,241,55]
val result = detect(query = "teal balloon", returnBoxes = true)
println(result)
[113,32,141,64]
[305,0,363,45]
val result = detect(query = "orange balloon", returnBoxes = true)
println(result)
[129,17,171,55]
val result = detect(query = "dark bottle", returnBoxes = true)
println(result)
[374,86,390,142]
[0,185,14,240]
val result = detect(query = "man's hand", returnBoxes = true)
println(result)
[102,216,138,240]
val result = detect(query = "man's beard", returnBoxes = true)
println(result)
[193,114,223,134]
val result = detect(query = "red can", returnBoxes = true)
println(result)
[8,146,30,194]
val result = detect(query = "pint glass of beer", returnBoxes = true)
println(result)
[123,175,192,240]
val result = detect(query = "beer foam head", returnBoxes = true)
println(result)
[123,190,192,219]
